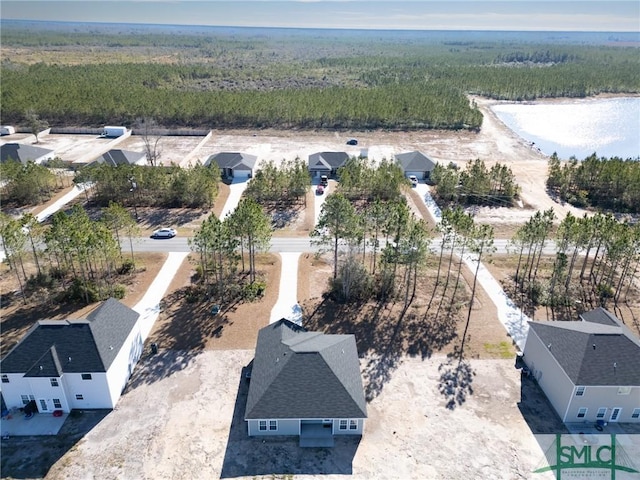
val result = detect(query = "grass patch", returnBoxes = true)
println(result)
[483,341,515,359]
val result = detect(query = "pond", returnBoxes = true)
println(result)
[491,96,640,160]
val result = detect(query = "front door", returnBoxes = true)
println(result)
[38,398,49,412]
[610,407,622,422]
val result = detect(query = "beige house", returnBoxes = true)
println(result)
[523,308,640,424]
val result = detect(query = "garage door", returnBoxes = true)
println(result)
[233,169,252,178]
[405,171,424,179]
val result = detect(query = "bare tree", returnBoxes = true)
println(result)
[24,109,48,144]
[135,117,162,166]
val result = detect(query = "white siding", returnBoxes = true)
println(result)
[523,329,575,422]
[566,386,640,423]
[1,374,34,410]
[64,372,111,409]
[105,326,144,408]
[27,377,69,413]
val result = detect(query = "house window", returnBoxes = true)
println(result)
[21,395,34,405]
[349,419,358,430]
[269,420,277,431]
[75,394,84,400]
[632,408,640,419]
[596,408,607,419]
[339,419,348,430]
[50,378,59,387]
[81,373,92,380]
[575,386,585,396]
[53,399,62,409]
[259,420,267,431]
[577,408,588,418]
[1,374,8,383]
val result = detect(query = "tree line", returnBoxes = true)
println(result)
[431,159,520,207]
[547,153,640,213]
[76,162,221,209]
[244,159,310,206]
[189,199,272,302]
[510,209,640,320]
[0,203,139,305]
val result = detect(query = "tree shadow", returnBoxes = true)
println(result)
[437,354,475,410]
[219,365,361,478]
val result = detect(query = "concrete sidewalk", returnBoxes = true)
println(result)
[219,178,250,219]
[415,182,530,350]
[134,252,189,341]
[269,252,302,324]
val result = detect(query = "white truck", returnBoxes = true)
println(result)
[0,126,16,136]
[101,126,127,138]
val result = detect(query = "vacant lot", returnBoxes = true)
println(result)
[21,350,560,480]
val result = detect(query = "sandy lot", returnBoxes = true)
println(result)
[35,351,558,480]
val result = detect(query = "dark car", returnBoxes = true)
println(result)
[346,138,358,146]
[316,185,325,195]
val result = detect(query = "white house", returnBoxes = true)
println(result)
[89,149,147,167]
[245,319,367,447]
[523,308,640,424]
[0,299,143,413]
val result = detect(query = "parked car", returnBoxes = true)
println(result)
[151,227,177,239]
[409,175,419,187]
[346,138,358,145]
[320,175,329,186]
[316,185,325,195]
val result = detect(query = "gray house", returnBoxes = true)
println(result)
[395,151,437,180]
[90,149,147,167]
[308,151,349,178]
[523,308,640,424]
[245,319,367,447]
[206,152,257,179]
[0,143,55,165]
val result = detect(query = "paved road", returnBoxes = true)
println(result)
[131,236,560,255]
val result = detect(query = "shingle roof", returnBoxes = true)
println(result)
[395,151,436,172]
[527,308,640,386]
[1,143,54,164]
[94,149,146,166]
[0,298,139,376]
[245,319,367,420]
[308,152,349,170]
[207,152,257,170]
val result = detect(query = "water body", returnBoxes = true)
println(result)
[491,97,640,160]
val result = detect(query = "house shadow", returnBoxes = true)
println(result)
[219,365,361,478]
[516,370,568,436]
[0,409,110,479]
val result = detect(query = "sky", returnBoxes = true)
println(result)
[1,1,639,32]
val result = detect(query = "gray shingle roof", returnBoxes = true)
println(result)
[94,149,146,166]
[527,308,640,386]
[245,319,367,420]
[308,152,349,170]
[0,298,139,376]
[207,152,257,170]
[395,151,436,172]
[1,143,54,164]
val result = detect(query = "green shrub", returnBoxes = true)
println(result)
[112,284,126,299]
[118,259,136,275]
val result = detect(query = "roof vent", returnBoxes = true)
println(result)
[109,346,114,350]
[276,357,279,363]
[40,365,43,370]
[613,362,617,369]
[68,357,72,362]
[547,343,552,350]
[593,344,596,350]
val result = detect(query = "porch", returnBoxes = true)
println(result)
[1,409,68,436]
[299,421,334,448]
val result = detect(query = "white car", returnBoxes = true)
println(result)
[151,228,177,239]
[409,175,419,187]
